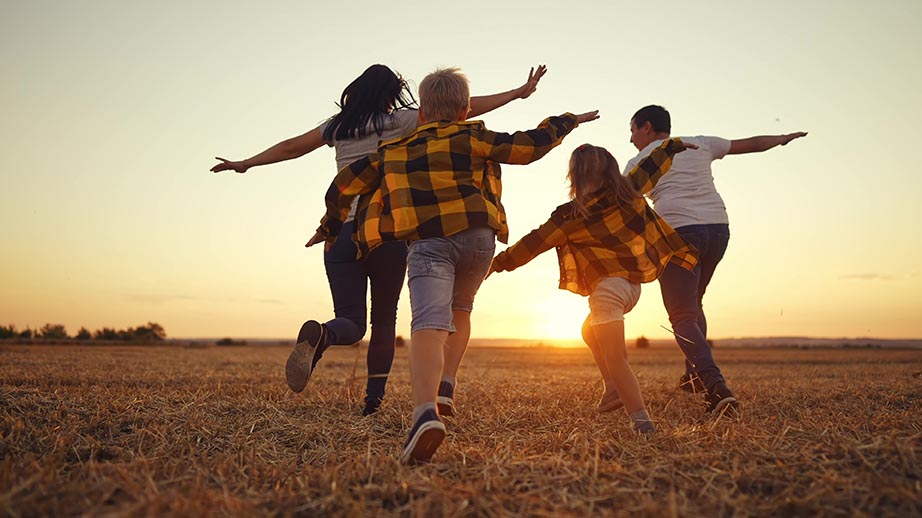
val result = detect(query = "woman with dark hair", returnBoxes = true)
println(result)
[211,64,547,415]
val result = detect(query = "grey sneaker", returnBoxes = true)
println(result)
[285,320,327,393]
[634,420,656,434]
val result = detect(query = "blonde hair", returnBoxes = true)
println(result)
[419,67,470,121]
[567,144,641,217]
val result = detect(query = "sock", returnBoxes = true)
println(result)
[630,409,655,433]
[439,377,455,397]
[412,402,437,424]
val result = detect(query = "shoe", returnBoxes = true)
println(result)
[285,321,327,393]
[362,397,382,416]
[678,373,705,393]
[705,382,739,414]
[597,391,624,413]
[399,409,446,465]
[437,381,456,417]
[633,420,656,434]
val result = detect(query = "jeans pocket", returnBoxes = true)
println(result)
[474,233,496,253]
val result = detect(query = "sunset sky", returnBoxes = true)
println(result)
[2,0,921,341]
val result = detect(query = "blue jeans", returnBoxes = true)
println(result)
[658,224,730,390]
[406,227,496,333]
[324,221,407,402]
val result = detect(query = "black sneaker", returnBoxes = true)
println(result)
[285,321,327,393]
[705,382,739,414]
[399,409,446,465]
[436,381,455,417]
[678,373,705,393]
[362,397,382,416]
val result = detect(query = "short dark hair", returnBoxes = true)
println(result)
[632,105,671,134]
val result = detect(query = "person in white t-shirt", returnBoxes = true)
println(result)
[211,64,547,415]
[625,104,806,414]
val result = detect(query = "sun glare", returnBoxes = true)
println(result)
[537,297,586,345]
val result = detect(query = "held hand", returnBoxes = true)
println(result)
[305,230,325,248]
[517,65,547,99]
[210,157,248,174]
[484,259,501,280]
[781,132,808,145]
[575,110,600,124]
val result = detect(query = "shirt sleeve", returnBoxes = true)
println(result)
[626,138,687,194]
[396,109,420,134]
[318,120,335,148]
[702,136,731,160]
[473,113,579,165]
[491,206,571,273]
[318,153,382,240]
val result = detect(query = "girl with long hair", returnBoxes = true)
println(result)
[212,64,547,415]
[488,139,697,432]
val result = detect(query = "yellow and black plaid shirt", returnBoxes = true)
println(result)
[318,113,580,256]
[491,138,698,296]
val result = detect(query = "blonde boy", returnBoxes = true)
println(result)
[317,68,597,463]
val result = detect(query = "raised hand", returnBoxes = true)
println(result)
[518,65,547,100]
[781,132,808,145]
[211,157,248,174]
[575,111,600,124]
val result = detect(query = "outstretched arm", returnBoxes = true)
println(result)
[627,138,695,194]
[489,208,570,277]
[468,65,547,118]
[211,126,326,174]
[728,132,807,155]
[476,111,599,165]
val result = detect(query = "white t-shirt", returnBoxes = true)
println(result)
[321,109,419,220]
[624,136,732,229]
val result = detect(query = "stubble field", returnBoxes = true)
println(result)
[1,343,920,517]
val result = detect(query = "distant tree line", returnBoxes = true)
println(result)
[0,322,167,342]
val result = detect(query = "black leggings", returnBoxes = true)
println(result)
[323,221,407,402]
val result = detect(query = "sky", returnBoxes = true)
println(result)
[1,0,921,341]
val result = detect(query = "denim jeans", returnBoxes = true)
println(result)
[323,221,407,402]
[406,227,496,333]
[658,224,730,390]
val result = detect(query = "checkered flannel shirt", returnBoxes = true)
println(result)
[317,113,580,256]
[490,138,698,296]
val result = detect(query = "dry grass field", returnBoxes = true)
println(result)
[2,343,920,517]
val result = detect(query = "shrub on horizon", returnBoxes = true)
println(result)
[216,338,247,346]
[0,324,16,339]
[635,336,650,349]
[39,323,68,340]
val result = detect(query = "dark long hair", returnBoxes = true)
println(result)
[567,144,641,218]
[322,64,417,142]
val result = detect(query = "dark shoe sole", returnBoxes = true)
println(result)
[710,396,739,415]
[399,421,446,465]
[286,321,323,393]
[437,396,455,417]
